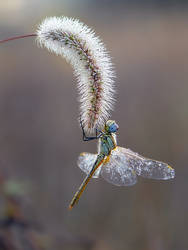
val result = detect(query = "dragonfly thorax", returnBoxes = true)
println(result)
[99,133,117,156]
[98,120,118,155]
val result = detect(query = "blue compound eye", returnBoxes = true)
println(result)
[109,123,119,133]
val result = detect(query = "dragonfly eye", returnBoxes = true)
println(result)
[105,120,119,133]
[109,123,119,133]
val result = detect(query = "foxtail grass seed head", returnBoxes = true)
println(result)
[37,16,115,135]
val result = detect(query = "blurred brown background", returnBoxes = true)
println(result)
[0,1,188,250]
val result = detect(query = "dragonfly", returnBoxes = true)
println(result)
[69,120,175,209]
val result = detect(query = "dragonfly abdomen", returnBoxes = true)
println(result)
[69,153,105,209]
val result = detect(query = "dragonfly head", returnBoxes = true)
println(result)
[105,120,119,133]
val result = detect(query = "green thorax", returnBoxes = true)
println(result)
[99,133,117,156]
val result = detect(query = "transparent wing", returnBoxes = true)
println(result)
[101,148,137,186]
[118,147,175,180]
[77,152,102,178]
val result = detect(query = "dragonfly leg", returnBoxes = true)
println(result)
[80,116,101,141]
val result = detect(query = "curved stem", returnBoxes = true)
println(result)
[0,34,37,44]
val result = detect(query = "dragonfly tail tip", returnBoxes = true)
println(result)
[68,204,73,211]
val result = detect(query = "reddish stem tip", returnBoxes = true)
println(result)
[0,34,37,44]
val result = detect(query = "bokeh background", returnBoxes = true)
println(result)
[0,1,188,250]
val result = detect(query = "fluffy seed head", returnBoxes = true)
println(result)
[37,16,115,135]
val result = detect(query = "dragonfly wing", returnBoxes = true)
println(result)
[101,148,137,186]
[77,152,102,178]
[118,147,175,180]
